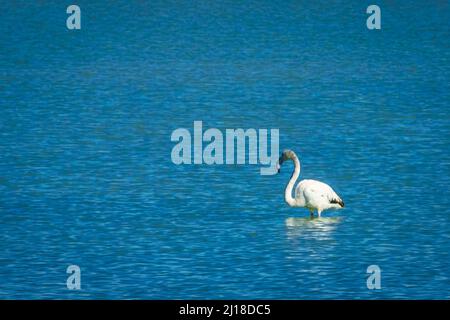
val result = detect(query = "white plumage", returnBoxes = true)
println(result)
[277,149,344,218]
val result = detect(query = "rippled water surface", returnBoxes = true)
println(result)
[0,1,449,299]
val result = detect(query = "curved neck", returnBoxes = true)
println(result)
[285,155,301,207]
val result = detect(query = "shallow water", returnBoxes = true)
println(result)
[0,1,449,299]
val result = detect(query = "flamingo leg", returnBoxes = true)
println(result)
[309,209,314,219]
[317,209,322,218]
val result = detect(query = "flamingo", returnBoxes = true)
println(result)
[277,149,344,218]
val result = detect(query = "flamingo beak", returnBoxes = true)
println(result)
[276,155,285,174]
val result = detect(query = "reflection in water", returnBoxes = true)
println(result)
[285,217,343,241]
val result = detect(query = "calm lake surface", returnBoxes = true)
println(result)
[0,1,449,299]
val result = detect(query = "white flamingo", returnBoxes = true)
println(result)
[277,149,344,218]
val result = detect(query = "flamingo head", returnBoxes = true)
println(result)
[277,149,296,173]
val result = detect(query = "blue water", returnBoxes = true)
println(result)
[0,1,449,299]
